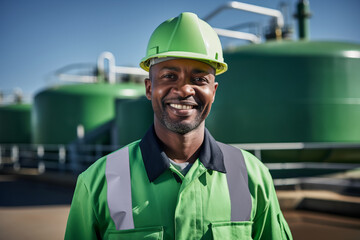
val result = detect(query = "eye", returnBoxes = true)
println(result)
[161,73,177,80]
[193,76,209,84]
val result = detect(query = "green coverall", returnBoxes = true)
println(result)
[65,128,292,239]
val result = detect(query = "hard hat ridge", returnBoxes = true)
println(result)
[140,12,228,75]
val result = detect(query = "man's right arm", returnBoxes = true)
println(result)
[65,175,100,240]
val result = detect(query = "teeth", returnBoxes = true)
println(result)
[170,104,193,110]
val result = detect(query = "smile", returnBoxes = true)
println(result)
[169,104,194,110]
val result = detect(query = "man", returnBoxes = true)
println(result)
[65,12,292,239]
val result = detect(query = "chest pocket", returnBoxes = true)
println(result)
[107,226,164,240]
[211,221,253,240]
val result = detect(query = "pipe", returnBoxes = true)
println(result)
[294,0,311,40]
[203,1,284,40]
[204,1,284,28]
[57,74,97,83]
[114,66,148,76]
[97,51,116,84]
[97,52,148,84]
[213,28,261,43]
[57,52,147,84]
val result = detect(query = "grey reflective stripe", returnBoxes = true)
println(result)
[105,147,134,230]
[217,142,252,221]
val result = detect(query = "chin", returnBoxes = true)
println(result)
[164,120,203,135]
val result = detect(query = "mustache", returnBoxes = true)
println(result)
[162,96,202,109]
[163,96,198,104]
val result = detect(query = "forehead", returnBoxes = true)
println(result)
[151,58,215,75]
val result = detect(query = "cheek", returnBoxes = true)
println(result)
[199,87,216,104]
[152,84,171,100]
[151,85,170,111]
[153,87,166,98]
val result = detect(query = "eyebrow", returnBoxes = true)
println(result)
[160,66,212,75]
[192,69,211,74]
[160,66,180,72]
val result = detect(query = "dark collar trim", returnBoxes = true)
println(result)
[139,125,226,182]
[139,126,170,182]
[200,128,226,173]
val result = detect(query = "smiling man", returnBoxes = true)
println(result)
[145,58,218,165]
[65,12,292,240]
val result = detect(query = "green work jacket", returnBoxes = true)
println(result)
[65,126,292,239]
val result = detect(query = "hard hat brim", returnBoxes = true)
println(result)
[140,52,228,75]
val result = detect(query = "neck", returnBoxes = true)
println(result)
[154,121,205,164]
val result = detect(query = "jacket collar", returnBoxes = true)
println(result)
[139,125,226,182]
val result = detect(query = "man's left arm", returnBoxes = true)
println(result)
[242,151,292,240]
[251,178,293,240]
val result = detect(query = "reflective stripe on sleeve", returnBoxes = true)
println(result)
[217,142,252,221]
[105,147,134,230]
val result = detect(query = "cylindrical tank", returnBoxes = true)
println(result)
[208,41,360,143]
[114,97,153,146]
[32,83,145,144]
[0,104,31,144]
[206,41,360,162]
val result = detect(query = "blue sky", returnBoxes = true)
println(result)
[1,0,359,100]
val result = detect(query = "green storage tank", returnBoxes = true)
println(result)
[206,41,360,163]
[32,83,145,144]
[114,97,153,146]
[0,104,32,144]
[207,41,360,143]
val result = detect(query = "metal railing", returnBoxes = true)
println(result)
[1,142,360,175]
[0,143,119,174]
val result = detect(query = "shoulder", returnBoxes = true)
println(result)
[217,142,276,206]
[241,150,271,180]
[216,142,270,177]
[217,145,275,200]
[240,150,277,208]
[79,140,141,190]
[240,149,274,192]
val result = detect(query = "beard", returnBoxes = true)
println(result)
[159,102,208,135]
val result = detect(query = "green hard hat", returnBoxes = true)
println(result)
[140,12,228,75]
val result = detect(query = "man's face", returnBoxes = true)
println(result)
[145,59,218,135]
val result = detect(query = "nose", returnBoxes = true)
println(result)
[173,78,195,98]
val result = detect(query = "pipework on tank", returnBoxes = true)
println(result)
[97,52,147,84]
[0,88,26,104]
[294,0,311,40]
[203,1,285,42]
[55,52,147,84]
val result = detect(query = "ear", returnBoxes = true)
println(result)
[144,78,152,100]
[212,82,218,103]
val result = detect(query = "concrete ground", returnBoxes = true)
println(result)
[0,205,70,240]
[284,210,360,240]
[0,173,74,240]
